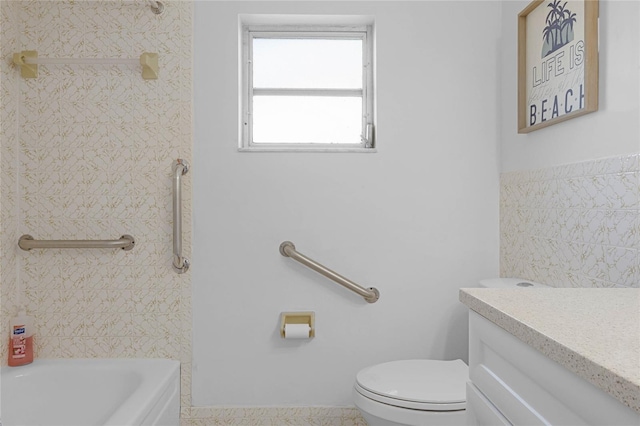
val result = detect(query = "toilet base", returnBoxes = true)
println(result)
[353,387,466,426]
[359,411,409,426]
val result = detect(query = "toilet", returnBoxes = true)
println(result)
[353,278,548,425]
[353,359,467,425]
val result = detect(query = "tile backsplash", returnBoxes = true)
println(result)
[0,0,193,409]
[500,154,639,288]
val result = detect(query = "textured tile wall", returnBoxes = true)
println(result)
[501,154,639,287]
[1,0,20,366]
[183,407,366,426]
[0,0,193,411]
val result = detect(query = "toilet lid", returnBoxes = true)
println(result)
[355,359,467,410]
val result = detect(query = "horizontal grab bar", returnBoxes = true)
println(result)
[18,234,135,251]
[279,241,380,303]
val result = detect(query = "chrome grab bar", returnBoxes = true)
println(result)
[172,159,190,274]
[279,241,380,303]
[18,234,135,251]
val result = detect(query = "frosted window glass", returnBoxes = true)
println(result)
[253,38,363,89]
[253,96,362,144]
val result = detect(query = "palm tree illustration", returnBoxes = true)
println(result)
[541,0,575,57]
[561,8,577,46]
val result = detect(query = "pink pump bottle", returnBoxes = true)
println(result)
[8,309,34,367]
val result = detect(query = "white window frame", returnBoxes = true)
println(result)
[240,24,375,152]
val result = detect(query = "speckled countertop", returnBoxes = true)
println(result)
[459,288,640,414]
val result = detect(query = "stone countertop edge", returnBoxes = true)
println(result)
[459,288,640,414]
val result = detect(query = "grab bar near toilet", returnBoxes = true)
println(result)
[280,241,380,303]
[172,159,190,274]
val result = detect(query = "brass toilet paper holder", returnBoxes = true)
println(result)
[280,312,315,338]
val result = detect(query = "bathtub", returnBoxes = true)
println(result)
[0,358,180,426]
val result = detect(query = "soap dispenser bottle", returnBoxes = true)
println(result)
[8,308,34,366]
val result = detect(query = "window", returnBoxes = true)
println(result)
[240,22,375,151]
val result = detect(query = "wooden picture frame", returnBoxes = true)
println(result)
[518,0,598,133]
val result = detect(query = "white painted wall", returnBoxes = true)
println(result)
[499,0,640,172]
[193,1,501,406]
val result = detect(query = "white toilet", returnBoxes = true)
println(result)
[353,278,548,425]
[353,359,467,426]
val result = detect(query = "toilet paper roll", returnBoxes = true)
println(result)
[284,323,311,339]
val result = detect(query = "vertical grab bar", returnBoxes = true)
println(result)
[172,159,190,274]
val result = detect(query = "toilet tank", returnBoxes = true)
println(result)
[479,278,550,288]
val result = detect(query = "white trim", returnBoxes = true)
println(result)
[362,24,374,147]
[239,147,377,153]
[241,23,251,149]
[250,29,368,39]
[239,14,374,27]
[239,20,375,152]
[253,88,363,97]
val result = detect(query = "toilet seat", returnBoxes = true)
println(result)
[355,359,467,411]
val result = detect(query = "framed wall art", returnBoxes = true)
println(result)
[518,0,599,133]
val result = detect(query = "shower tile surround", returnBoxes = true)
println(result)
[500,154,639,288]
[1,0,21,366]
[0,0,194,415]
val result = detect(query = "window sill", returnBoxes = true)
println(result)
[238,147,377,153]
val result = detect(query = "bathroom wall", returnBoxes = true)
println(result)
[0,0,194,411]
[499,0,640,172]
[193,0,502,411]
[498,0,640,287]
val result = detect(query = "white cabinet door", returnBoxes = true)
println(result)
[467,311,640,426]
[466,382,511,426]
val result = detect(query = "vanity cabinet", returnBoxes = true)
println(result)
[466,311,640,426]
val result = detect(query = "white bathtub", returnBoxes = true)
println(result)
[0,358,180,426]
